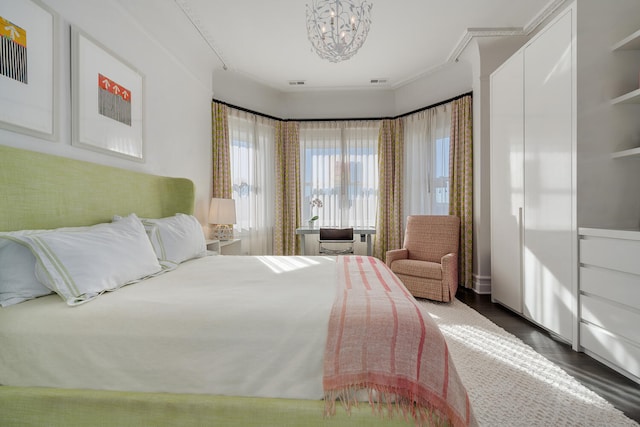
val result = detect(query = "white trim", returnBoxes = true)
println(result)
[174,0,228,70]
[471,274,492,294]
[523,0,568,34]
[447,0,568,62]
[447,27,523,63]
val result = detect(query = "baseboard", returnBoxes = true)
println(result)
[471,274,491,294]
[581,348,640,386]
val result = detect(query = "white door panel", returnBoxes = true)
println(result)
[490,51,524,313]
[523,10,574,341]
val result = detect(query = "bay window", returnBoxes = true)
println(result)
[299,121,380,228]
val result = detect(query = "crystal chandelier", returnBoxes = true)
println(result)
[306,0,373,63]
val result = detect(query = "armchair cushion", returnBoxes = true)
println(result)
[389,259,442,280]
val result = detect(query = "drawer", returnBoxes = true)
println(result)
[580,266,640,308]
[580,294,640,344]
[580,322,640,380]
[579,236,640,275]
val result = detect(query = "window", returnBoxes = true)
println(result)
[228,111,275,254]
[433,136,450,211]
[300,121,380,228]
[403,104,451,217]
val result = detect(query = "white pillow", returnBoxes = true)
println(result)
[12,214,162,306]
[0,232,53,307]
[141,214,207,264]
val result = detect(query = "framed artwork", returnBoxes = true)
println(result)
[71,26,145,161]
[0,0,58,140]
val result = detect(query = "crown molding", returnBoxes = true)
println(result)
[447,27,524,63]
[447,0,567,62]
[523,0,567,33]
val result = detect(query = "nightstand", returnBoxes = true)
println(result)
[205,239,220,254]
[219,238,241,255]
[206,238,241,255]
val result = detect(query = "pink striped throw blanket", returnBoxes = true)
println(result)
[324,256,477,427]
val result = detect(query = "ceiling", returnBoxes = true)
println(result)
[122,0,566,92]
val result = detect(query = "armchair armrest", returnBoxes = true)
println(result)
[385,248,408,267]
[441,252,459,301]
[441,252,457,269]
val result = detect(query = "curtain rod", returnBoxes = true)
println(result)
[395,91,473,119]
[212,91,472,123]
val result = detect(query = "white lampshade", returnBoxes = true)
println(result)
[209,198,236,225]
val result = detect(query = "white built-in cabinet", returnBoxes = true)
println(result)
[490,7,576,344]
[573,26,640,384]
[578,228,640,383]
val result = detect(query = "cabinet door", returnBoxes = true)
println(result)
[523,10,574,341]
[490,51,524,313]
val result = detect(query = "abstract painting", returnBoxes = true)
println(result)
[0,0,57,140]
[71,26,144,161]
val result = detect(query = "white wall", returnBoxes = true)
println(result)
[394,62,473,115]
[0,0,217,224]
[284,89,396,120]
[212,70,286,119]
[213,69,398,120]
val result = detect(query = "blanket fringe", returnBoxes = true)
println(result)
[324,385,452,427]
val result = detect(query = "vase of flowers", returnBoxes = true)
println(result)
[309,198,323,228]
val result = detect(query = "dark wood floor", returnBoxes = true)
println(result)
[455,289,640,424]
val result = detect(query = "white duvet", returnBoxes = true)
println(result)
[0,255,337,399]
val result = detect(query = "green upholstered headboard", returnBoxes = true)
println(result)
[0,145,195,232]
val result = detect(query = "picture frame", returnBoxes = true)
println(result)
[71,26,145,162]
[0,0,58,141]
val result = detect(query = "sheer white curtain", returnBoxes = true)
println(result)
[299,120,379,228]
[403,104,451,219]
[228,109,275,254]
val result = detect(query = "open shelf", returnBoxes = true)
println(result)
[611,88,640,105]
[611,147,640,159]
[611,29,640,159]
[612,29,640,51]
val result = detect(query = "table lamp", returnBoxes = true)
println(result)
[209,198,236,240]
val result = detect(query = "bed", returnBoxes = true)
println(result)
[0,145,476,427]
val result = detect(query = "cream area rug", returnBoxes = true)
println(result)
[419,299,638,427]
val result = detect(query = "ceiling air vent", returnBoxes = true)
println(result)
[288,80,306,86]
[370,78,388,84]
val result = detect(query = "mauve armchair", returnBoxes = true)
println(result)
[386,215,460,302]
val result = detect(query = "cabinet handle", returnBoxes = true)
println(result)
[518,207,523,239]
[518,207,524,302]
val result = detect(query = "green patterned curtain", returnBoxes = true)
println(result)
[374,118,404,261]
[211,102,232,198]
[274,121,301,255]
[449,94,473,288]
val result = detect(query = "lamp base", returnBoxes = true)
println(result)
[212,224,234,241]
